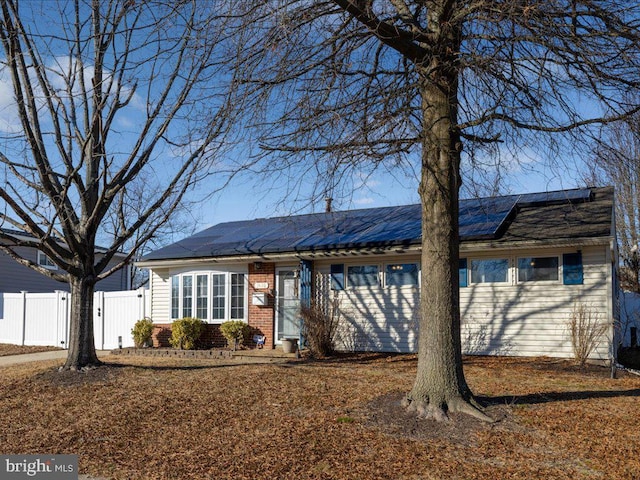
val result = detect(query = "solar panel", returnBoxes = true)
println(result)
[459,196,518,240]
[141,187,598,261]
[517,188,591,207]
[295,205,421,250]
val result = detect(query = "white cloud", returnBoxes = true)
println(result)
[354,197,375,206]
[0,68,21,133]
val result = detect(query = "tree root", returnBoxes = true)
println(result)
[58,362,102,373]
[402,394,494,423]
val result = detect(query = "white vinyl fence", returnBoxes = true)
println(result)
[0,288,150,350]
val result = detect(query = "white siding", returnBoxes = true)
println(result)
[150,268,171,323]
[335,286,419,352]
[318,245,613,361]
[460,246,612,361]
[315,258,421,353]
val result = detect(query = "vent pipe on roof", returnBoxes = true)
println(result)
[325,197,333,213]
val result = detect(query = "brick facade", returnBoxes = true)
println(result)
[247,262,276,349]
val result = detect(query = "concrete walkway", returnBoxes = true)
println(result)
[0,350,111,367]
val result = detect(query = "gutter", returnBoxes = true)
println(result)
[459,236,612,252]
[135,244,424,268]
[137,236,612,269]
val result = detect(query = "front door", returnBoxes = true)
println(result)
[276,269,300,341]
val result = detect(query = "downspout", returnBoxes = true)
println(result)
[610,237,620,376]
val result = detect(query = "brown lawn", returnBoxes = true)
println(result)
[0,343,62,356]
[0,353,638,480]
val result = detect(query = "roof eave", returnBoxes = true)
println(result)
[460,236,613,252]
[136,243,424,268]
[137,235,613,269]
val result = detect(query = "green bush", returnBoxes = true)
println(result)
[169,317,205,350]
[131,317,154,348]
[220,320,249,350]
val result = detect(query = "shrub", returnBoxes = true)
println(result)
[170,317,205,350]
[220,320,249,350]
[567,302,609,366]
[300,297,341,358]
[131,317,154,348]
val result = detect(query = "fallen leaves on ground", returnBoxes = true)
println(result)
[0,353,638,480]
[0,344,62,356]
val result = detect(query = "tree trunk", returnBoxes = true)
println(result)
[402,10,491,422]
[62,275,101,370]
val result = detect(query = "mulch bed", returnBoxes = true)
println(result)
[0,353,638,479]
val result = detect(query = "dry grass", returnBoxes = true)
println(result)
[0,353,639,480]
[0,343,62,357]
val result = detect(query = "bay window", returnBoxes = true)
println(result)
[170,271,246,322]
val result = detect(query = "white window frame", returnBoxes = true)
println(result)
[170,270,247,323]
[37,251,57,270]
[195,274,209,320]
[470,258,510,284]
[516,255,560,283]
[211,273,226,321]
[346,264,380,288]
[384,262,420,288]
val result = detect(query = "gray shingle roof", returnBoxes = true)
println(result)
[141,186,613,262]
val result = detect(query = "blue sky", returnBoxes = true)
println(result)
[199,154,584,229]
[0,1,593,243]
[0,50,587,241]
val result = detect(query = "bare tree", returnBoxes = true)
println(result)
[587,112,640,293]
[102,177,200,289]
[0,0,242,370]
[236,1,640,420]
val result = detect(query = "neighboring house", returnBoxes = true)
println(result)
[138,186,619,362]
[0,228,130,293]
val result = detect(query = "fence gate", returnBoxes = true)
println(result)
[0,288,148,350]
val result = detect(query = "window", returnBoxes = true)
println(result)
[347,265,379,287]
[170,271,246,322]
[196,274,208,319]
[230,273,245,320]
[211,274,225,320]
[37,251,57,270]
[171,276,180,319]
[518,257,559,282]
[182,275,193,318]
[470,258,509,284]
[330,264,344,291]
[563,252,584,285]
[385,263,418,287]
